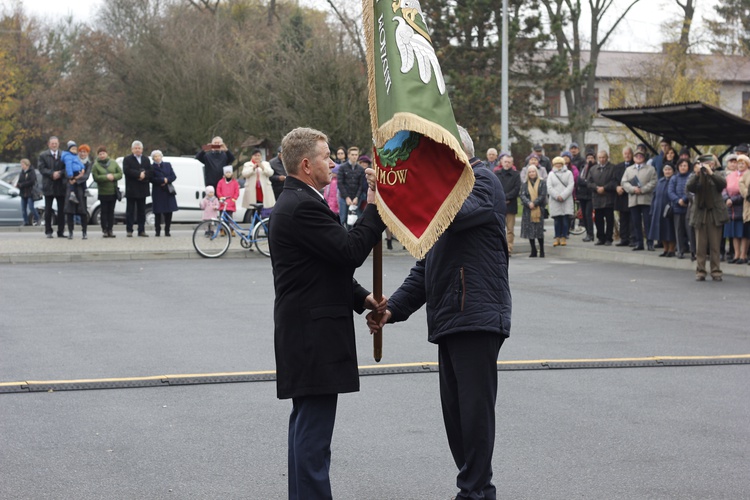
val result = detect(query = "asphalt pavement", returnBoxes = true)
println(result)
[1,251,748,499]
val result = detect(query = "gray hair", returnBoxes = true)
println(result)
[622,146,633,155]
[131,140,143,148]
[150,150,163,158]
[457,125,475,157]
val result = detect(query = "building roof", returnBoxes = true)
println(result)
[599,101,750,151]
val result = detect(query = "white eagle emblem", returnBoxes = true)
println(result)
[391,0,446,95]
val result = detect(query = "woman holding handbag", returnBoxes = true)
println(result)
[150,150,178,237]
[92,146,122,238]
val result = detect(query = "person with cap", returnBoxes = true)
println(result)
[484,148,499,170]
[337,146,366,226]
[241,149,276,220]
[533,144,552,173]
[576,150,595,242]
[568,142,585,170]
[622,149,658,250]
[269,146,287,200]
[38,136,66,238]
[734,143,749,156]
[196,136,235,190]
[60,141,89,239]
[613,146,635,246]
[688,154,728,280]
[150,150,178,237]
[216,165,240,224]
[587,150,617,246]
[123,140,153,237]
[91,146,122,238]
[496,153,521,256]
[547,156,575,246]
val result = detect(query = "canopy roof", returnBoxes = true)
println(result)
[598,102,750,155]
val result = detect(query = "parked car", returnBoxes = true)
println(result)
[0,179,46,226]
[0,164,22,185]
[86,156,250,226]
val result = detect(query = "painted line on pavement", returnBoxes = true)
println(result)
[1,355,748,394]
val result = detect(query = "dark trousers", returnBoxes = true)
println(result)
[288,394,338,500]
[66,213,87,234]
[618,209,631,243]
[579,198,594,237]
[126,196,146,233]
[100,198,116,233]
[630,204,652,247]
[155,212,173,235]
[439,332,504,500]
[674,213,691,255]
[44,195,65,236]
[594,207,614,243]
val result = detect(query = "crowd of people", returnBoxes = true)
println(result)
[490,139,750,281]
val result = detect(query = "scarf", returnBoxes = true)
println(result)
[528,178,542,223]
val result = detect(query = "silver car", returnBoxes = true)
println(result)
[0,179,46,226]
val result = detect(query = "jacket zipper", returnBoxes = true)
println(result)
[459,267,466,312]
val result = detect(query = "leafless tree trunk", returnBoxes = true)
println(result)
[676,0,696,53]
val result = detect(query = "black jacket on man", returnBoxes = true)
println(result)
[269,155,287,200]
[269,176,386,400]
[123,154,153,198]
[196,149,235,189]
[37,150,66,196]
[586,161,617,209]
[612,161,632,212]
[337,160,366,201]
[495,167,521,215]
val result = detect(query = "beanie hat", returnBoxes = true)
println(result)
[67,140,77,151]
[223,166,234,175]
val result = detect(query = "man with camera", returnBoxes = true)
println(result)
[196,136,235,190]
[687,154,728,281]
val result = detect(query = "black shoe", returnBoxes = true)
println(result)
[690,254,696,262]
[629,242,638,247]
[155,232,160,237]
[82,233,87,240]
[67,233,73,240]
[677,252,685,259]
[615,241,629,247]
[386,238,393,250]
[666,252,675,257]
[594,240,605,246]
[735,258,747,264]
[57,233,65,238]
[108,231,116,238]
[659,251,668,257]
[647,244,655,251]
[138,232,148,237]
[654,242,663,249]
[165,232,170,237]
[46,233,53,239]
[727,258,737,264]
[632,246,644,251]
[696,275,706,281]
[712,276,723,282]
[582,236,593,242]
[604,240,613,246]
[127,232,133,237]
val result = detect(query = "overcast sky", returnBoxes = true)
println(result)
[13,0,723,53]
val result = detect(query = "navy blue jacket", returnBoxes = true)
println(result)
[387,158,512,343]
[668,171,690,215]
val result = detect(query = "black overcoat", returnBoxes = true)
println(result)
[123,154,153,198]
[269,176,385,400]
[37,150,66,196]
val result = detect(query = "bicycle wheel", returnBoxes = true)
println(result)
[253,217,271,257]
[193,220,231,258]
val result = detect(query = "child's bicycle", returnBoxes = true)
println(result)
[192,203,270,258]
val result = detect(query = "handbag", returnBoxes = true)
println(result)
[662,203,673,218]
[115,186,123,201]
[167,183,176,195]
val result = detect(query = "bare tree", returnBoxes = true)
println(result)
[541,0,642,146]
[186,0,221,14]
[676,0,696,54]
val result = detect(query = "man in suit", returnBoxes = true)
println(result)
[269,127,386,499]
[122,140,153,237]
[587,150,617,246]
[37,136,66,238]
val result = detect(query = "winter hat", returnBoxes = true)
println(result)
[223,166,233,175]
[206,185,215,194]
[66,140,77,151]
[561,151,572,159]
[552,156,565,167]
[736,154,750,165]
[358,155,372,164]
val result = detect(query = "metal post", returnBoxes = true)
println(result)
[501,0,509,153]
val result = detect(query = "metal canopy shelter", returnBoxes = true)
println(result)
[598,101,750,158]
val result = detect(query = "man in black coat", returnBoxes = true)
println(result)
[587,150,617,245]
[336,147,366,225]
[495,153,521,256]
[37,136,66,238]
[613,146,634,246]
[195,136,235,190]
[269,127,386,500]
[268,147,287,200]
[368,126,511,500]
[122,140,153,237]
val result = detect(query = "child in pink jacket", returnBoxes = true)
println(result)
[200,185,220,220]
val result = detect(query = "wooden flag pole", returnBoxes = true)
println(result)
[373,239,383,362]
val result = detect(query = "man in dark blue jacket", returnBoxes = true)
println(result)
[368,126,511,500]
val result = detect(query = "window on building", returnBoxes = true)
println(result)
[743,92,750,119]
[545,89,561,117]
[609,87,626,108]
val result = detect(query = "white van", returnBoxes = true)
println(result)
[87,156,248,226]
